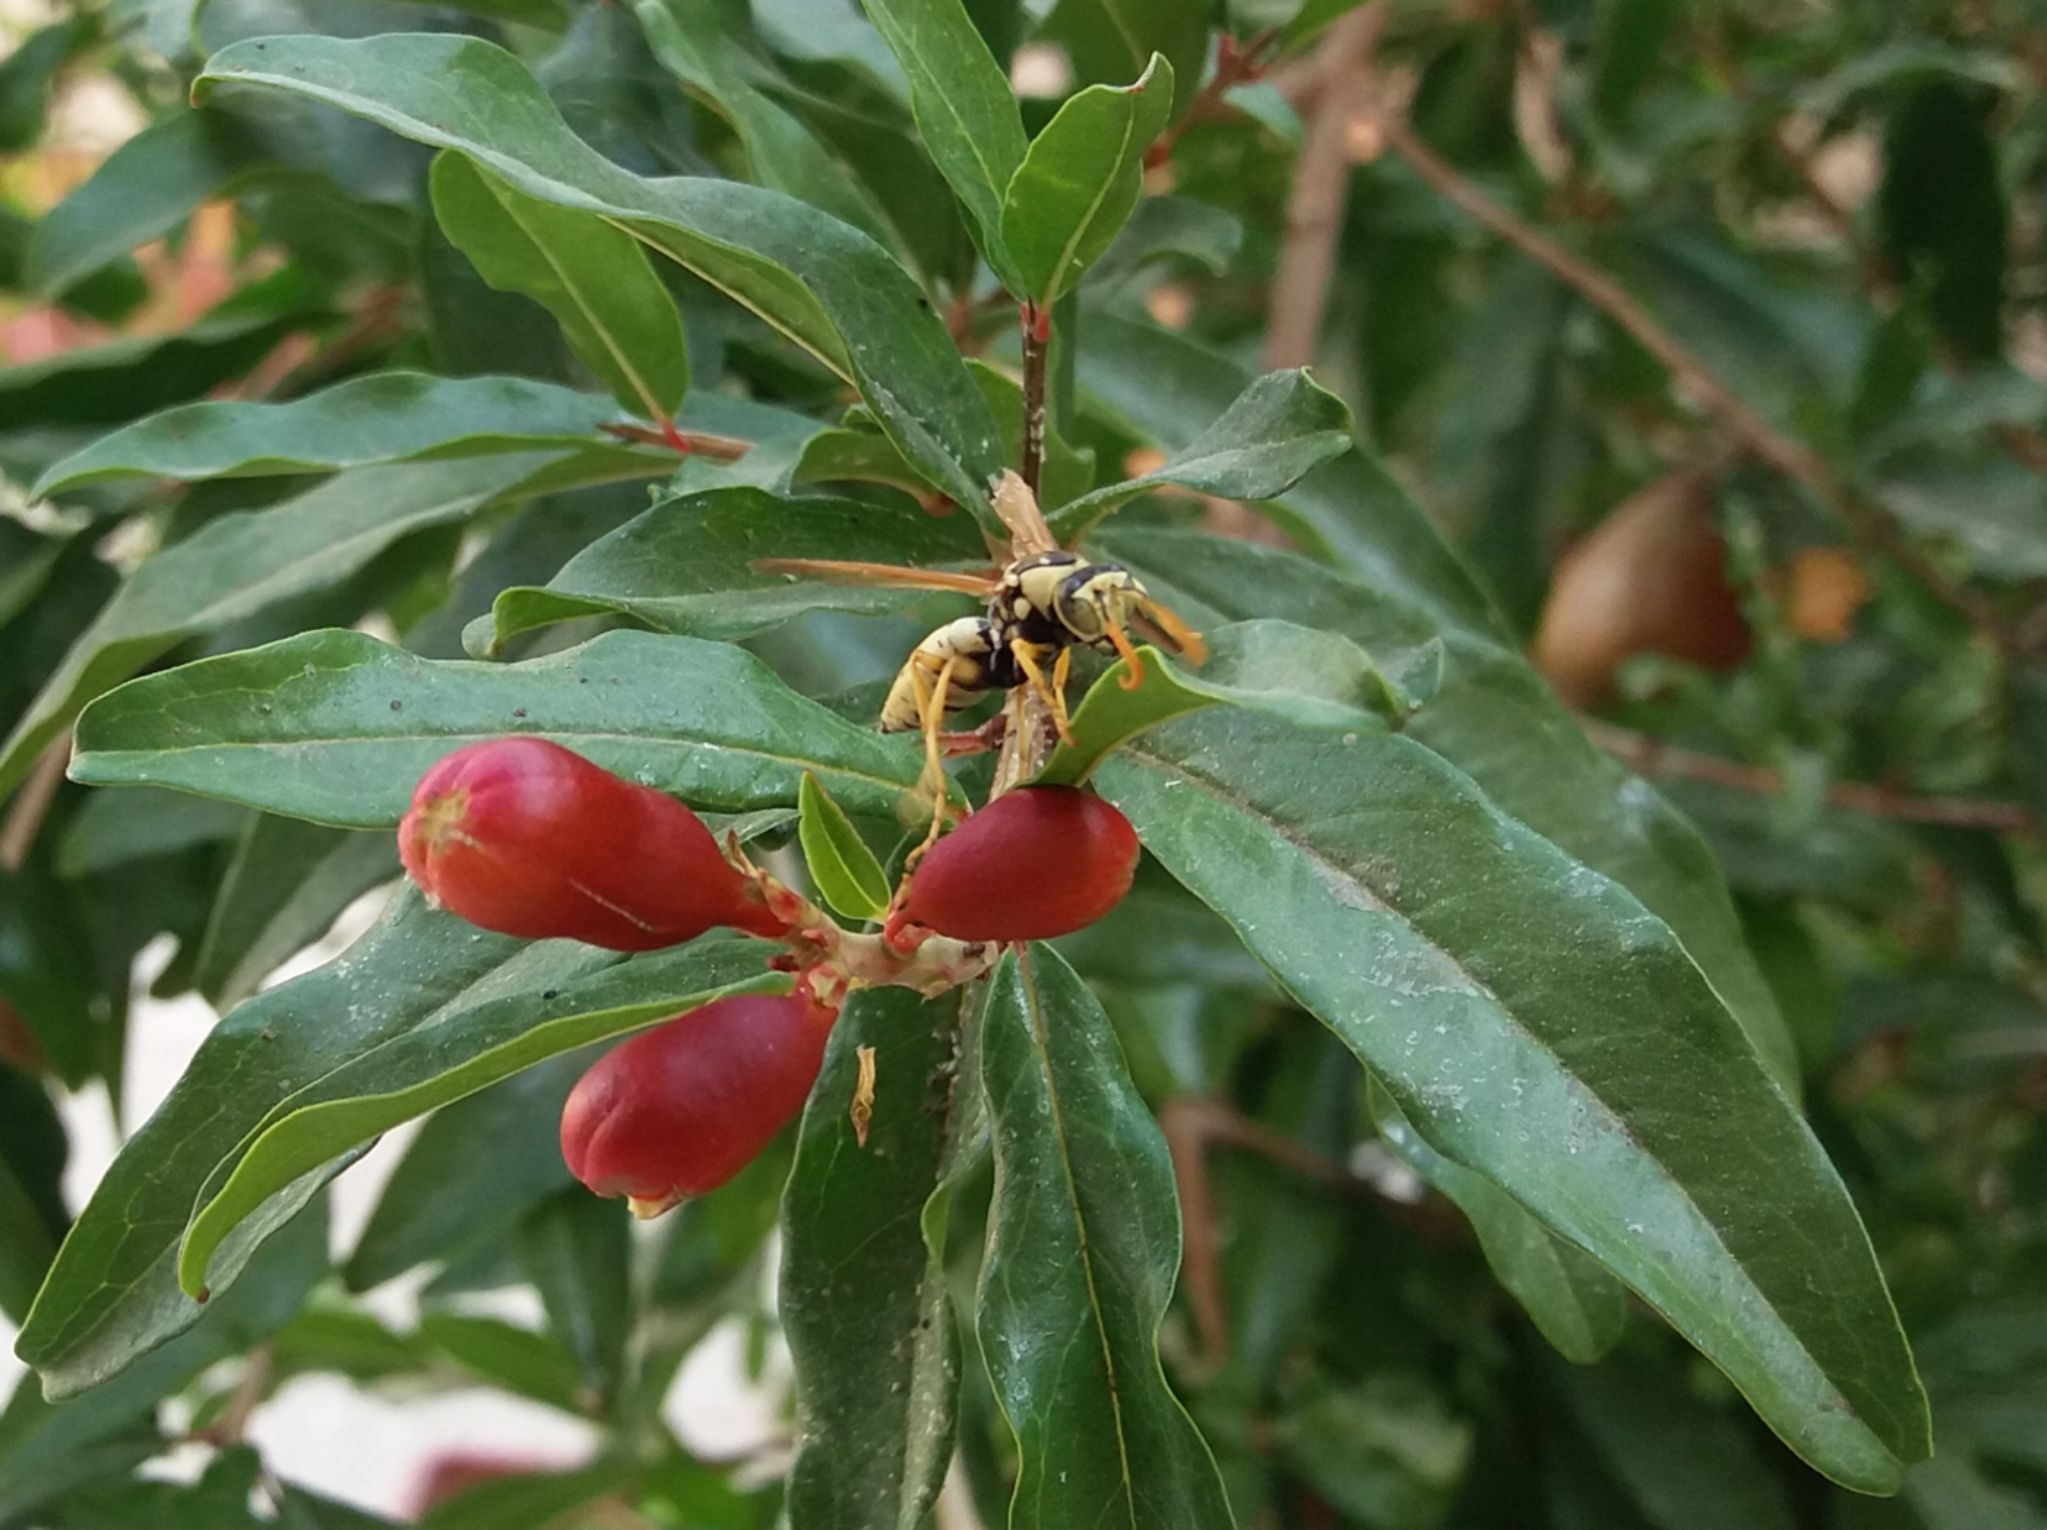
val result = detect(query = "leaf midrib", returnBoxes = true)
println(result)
[1113,736,1881,1444]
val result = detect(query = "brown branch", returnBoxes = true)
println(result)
[598,422,752,461]
[1018,301,1051,494]
[1264,5,1386,371]
[1582,717,2038,836]
[194,1343,274,1446]
[0,738,68,872]
[1371,105,2033,658]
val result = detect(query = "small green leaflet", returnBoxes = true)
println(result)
[797,772,892,921]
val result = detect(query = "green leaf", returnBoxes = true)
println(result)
[35,373,626,495]
[431,155,688,421]
[422,1463,640,1530]
[1086,195,1243,290]
[782,988,974,1529]
[69,627,947,827]
[978,946,1236,1529]
[177,936,780,1300]
[1036,620,1422,787]
[631,0,894,246]
[0,453,555,803]
[797,772,892,921]
[0,307,304,429]
[191,819,400,1008]
[860,0,1029,286]
[196,31,1007,522]
[1097,526,1798,1092]
[344,1053,583,1291]
[1369,1081,1627,1366]
[1075,315,1502,635]
[1878,81,2008,361]
[1047,367,1353,541]
[1094,709,1929,1491]
[0,17,89,154]
[474,485,982,655]
[999,55,1174,304]
[517,1189,631,1411]
[55,787,248,876]
[419,1311,590,1415]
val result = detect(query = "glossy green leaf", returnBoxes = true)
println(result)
[431,154,687,420]
[1048,367,1353,541]
[12,894,529,1395]
[1086,195,1242,289]
[632,0,893,245]
[517,1189,631,1411]
[0,453,555,803]
[69,627,947,826]
[1000,55,1173,304]
[1370,1081,1627,1365]
[0,17,89,153]
[783,987,973,1529]
[196,32,1007,522]
[35,373,625,495]
[860,0,1028,286]
[1076,314,1502,636]
[474,485,982,654]
[55,788,248,876]
[179,936,779,1300]
[1098,526,1797,1091]
[1095,709,1929,1491]
[979,946,1235,1529]
[191,818,400,1008]
[0,307,303,429]
[1036,620,1418,787]
[797,772,892,920]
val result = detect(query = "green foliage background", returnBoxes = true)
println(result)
[0,0,2042,1526]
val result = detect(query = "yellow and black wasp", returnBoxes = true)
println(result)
[753,471,1205,811]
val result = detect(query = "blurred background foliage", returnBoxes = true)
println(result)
[1,0,2045,1526]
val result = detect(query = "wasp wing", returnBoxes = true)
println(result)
[749,557,1000,596]
[990,469,1059,558]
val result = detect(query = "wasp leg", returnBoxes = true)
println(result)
[1102,607,1147,689]
[1138,597,1208,666]
[1009,640,1076,744]
[905,653,961,864]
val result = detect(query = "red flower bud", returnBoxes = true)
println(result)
[902,786,1139,941]
[399,738,783,950]
[560,992,837,1216]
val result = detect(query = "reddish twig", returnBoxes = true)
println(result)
[1581,717,2038,835]
[0,738,67,871]
[599,422,751,461]
[1146,27,1281,170]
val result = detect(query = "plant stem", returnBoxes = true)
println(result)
[0,738,67,872]
[1264,5,1386,371]
[1581,717,2038,835]
[1019,300,1051,494]
[1146,26,1281,170]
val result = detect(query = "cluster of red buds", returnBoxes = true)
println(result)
[398,738,1139,1214]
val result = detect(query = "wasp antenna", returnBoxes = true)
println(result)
[1143,599,1208,666]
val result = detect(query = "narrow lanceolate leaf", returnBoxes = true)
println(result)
[1095,710,1930,1492]
[860,0,1029,287]
[196,33,1007,524]
[475,485,984,654]
[0,453,554,803]
[69,627,946,827]
[783,988,974,1530]
[632,0,893,246]
[979,947,1235,1529]
[1099,527,1798,1092]
[999,56,1173,304]
[797,773,892,921]
[431,154,687,420]
[1036,621,1422,788]
[1369,1082,1627,1366]
[14,892,536,1396]
[177,940,783,1299]
[1047,369,1355,543]
[35,374,622,495]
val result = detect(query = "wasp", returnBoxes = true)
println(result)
[754,472,1205,817]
